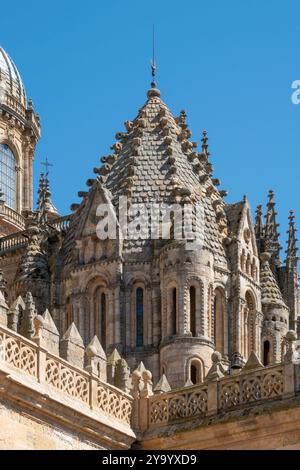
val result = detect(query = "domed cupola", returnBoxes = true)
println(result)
[0,47,27,112]
[0,46,40,234]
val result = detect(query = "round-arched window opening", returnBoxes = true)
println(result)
[0,144,16,210]
[190,360,202,385]
[263,340,271,366]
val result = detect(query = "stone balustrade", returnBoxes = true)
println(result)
[0,324,133,427]
[4,94,26,118]
[0,205,26,230]
[50,214,72,231]
[145,359,298,431]
[0,231,29,253]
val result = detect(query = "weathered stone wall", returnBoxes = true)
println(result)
[140,400,300,450]
[0,400,104,450]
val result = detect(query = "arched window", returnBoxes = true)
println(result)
[251,260,256,280]
[171,288,177,335]
[246,254,251,276]
[240,250,245,271]
[100,292,106,349]
[66,297,73,328]
[94,288,107,350]
[244,291,256,358]
[190,359,202,385]
[263,340,271,366]
[136,287,144,347]
[189,286,196,336]
[214,288,227,354]
[0,144,16,209]
[208,285,213,339]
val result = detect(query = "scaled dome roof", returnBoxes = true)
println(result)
[0,47,27,112]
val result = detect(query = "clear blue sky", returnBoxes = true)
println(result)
[1,0,300,254]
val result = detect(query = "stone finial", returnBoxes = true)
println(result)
[286,210,298,266]
[230,351,244,370]
[115,358,131,393]
[7,296,25,332]
[42,309,60,355]
[242,351,264,371]
[131,369,142,399]
[32,315,46,347]
[284,330,300,363]
[107,348,122,384]
[140,370,153,398]
[85,335,107,381]
[205,351,225,382]
[184,378,194,387]
[136,361,146,373]
[154,374,171,394]
[20,292,36,339]
[108,348,121,364]
[60,322,84,368]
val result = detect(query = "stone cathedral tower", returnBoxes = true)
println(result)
[0,47,299,390]
[0,47,40,235]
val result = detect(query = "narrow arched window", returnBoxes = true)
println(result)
[171,288,177,335]
[190,360,202,384]
[214,288,227,354]
[100,292,106,349]
[94,289,107,349]
[263,340,271,366]
[66,298,73,328]
[136,287,144,347]
[246,254,251,276]
[245,291,256,358]
[0,144,16,209]
[190,286,196,336]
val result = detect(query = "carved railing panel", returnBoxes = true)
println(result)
[45,355,89,404]
[97,383,132,425]
[219,366,284,411]
[0,330,37,378]
[149,386,208,427]
[0,325,133,428]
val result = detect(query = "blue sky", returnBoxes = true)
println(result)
[1,0,300,254]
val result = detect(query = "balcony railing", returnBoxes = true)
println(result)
[0,324,133,427]
[0,231,29,253]
[147,362,292,430]
[0,205,26,230]
[50,214,72,231]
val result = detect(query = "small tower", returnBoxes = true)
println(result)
[285,210,299,330]
[260,252,289,364]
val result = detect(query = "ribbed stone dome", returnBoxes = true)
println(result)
[0,46,27,114]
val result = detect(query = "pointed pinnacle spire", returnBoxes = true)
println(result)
[255,204,264,238]
[147,25,160,99]
[37,162,58,221]
[201,130,210,158]
[151,24,157,88]
[264,189,281,265]
[286,210,298,263]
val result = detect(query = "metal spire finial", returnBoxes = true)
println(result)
[151,24,157,88]
[41,157,53,177]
